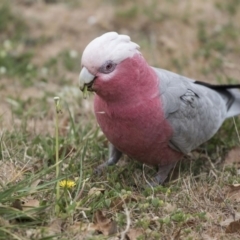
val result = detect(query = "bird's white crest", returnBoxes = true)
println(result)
[81,32,140,71]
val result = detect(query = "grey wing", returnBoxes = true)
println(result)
[153,68,228,154]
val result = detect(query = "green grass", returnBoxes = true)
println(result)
[0,2,27,41]
[1,0,240,239]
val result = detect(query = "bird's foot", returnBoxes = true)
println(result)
[94,162,108,176]
[94,144,122,176]
[149,162,177,186]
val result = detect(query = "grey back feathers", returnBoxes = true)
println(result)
[225,89,240,117]
[153,68,240,154]
[194,81,240,118]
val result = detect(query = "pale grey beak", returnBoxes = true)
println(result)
[79,67,96,91]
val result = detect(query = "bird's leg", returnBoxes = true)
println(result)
[152,162,177,185]
[95,143,122,175]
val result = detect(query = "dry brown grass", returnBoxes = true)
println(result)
[1,0,240,239]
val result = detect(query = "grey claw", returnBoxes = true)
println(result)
[149,162,177,186]
[94,163,107,176]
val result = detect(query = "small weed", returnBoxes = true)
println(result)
[116,6,139,19]
[1,1,240,239]
[0,48,37,81]
[60,50,79,72]
[0,2,27,41]
[215,0,240,15]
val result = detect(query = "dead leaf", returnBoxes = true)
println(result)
[67,221,96,238]
[11,198,39,211]
[11,198,40,218]
[21,199,40,210]
[10,198,40,221]
[126,228,144,240]
[173,228,182,240]
[110,196,137,211]
[11,199,23,210]
[229,183,240,191]
[0,216,9,226]
[0,161,23,186]
[225,185,240,203]
[48,218,63,234]
[26,227,60,239]
[226,219,240,233]
[26,219,62,239]
[93,210,118,236]
[164,202,177,213]
[88,187,105,196]
[29,179,42,192]
[220,212,240,227]
[67,217,117,238]
[224,147,240,169]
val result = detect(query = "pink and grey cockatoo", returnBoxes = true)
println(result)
[79,32,240,184]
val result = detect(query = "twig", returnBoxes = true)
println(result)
[142,164,155,199]
[233,117,240,144]
[75,178,88,201]
[206,156,218,179]
[54,96,61,215]
[217,186,236,221]
[120,202,131,240]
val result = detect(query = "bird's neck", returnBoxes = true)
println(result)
[96,54,159,105]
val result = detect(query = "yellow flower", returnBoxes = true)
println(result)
[59,180,76,189]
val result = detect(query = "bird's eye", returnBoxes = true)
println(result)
[99,60,116,74]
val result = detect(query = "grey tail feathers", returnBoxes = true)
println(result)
[195,81,240,118]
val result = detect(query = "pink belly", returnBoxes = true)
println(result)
[94,96,182,166]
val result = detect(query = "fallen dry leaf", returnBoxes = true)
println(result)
[11,199,23,211]
[225,184,240,203]
[0,216,9,226]
[110,195,138,211]
[93,210,118,236]
[26,226,60,239]
[164,202,177,213]
[126,228,144,240]
[11,198,40,220]
[173,228,182,240]
[0,161,23,186]
[29,179,42,192]
[220,212,240,227]
[88,187,105,196]
[26,229,39,239]
[200,233,218,240]
[26,219,62,239]
[66,214,117,237]
[229,183,240,191]
[225,219,240,233]
[224,147,240,169]
[21,199,40,210]
[67,213,117,238]
[67,221,96,238]
[50,219,63,232]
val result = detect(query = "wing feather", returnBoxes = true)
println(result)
[153,68,227,154]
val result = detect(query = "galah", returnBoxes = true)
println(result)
[78,32,240,184]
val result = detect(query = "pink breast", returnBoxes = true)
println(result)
[94,95,182,166]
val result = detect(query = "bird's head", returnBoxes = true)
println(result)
[79,32,145,100]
